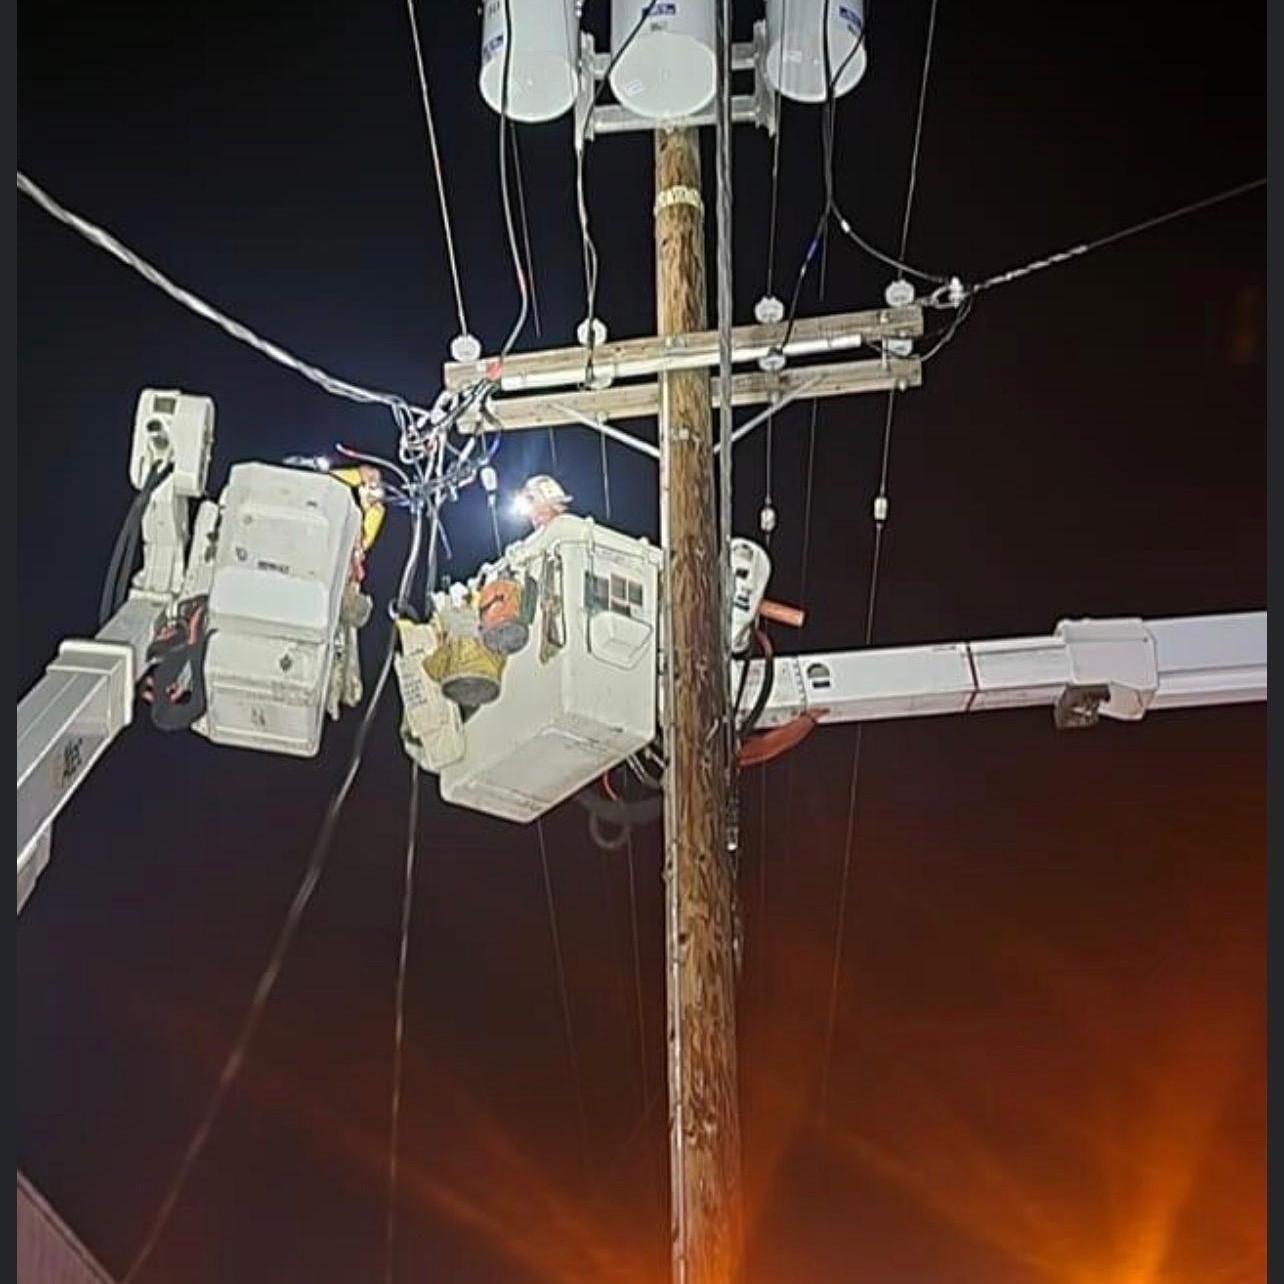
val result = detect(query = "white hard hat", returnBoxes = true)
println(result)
[520,474,572,508]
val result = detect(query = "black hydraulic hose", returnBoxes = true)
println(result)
[738,631,776,737]
[99,461,173,625]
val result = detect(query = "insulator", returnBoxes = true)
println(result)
[576,316,608,347]
[754,295,785,325]
[450,333,482,363]
[884,278,915,308]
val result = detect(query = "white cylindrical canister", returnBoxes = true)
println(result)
[764,0,868,105]
[479,0,579,124]
[609,0,716,121]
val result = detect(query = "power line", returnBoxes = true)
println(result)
[402,0,470,340]
[575,0,661,384]
[818,0,941,1120]
[536,818,590,1176]
[898,0,940,261]
[763,0,790,295]
[972,176,1267,294]
[383,763,421,1284]
[770,0,870,358]
[495,0,531,359]
[509,129,543,339]
[16,171,437,418]
[780,230,829,885]
[715,0,737,830]
[625,829,649,1111]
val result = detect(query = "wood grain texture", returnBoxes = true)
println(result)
[655,127,744,1284]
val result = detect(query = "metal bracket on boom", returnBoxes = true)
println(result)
[1053,685,1112,729]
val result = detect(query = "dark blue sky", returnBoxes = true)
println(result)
[17,3,1264,1281]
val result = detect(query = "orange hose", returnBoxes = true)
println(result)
[760,599,805,629]
[738,714,821,768]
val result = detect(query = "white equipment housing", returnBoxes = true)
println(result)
[202,463,360,757]
[730,537,771,654]
[610,0,716,121]
[129,388,214,598]
[479,0,579,123]
[439,514,662,822]
[764,0,868,104]
[130,388,213,497]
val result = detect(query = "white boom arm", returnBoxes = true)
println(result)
[16,388,368,914]
[16,598,162,913]
[740,613,1266,732]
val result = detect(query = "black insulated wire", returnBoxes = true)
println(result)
[496,0,530,359]
[575,1,661,384]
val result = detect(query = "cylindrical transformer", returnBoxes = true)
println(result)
[609,0,716,121]
[764,0,868,104]
[479,0,579,124]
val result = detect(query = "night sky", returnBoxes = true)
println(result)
[16,2,1265,1282]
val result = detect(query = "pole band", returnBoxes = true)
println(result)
[655,184,704,216]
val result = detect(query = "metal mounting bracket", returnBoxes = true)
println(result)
[573,22,777,143]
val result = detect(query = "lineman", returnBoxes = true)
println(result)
[513,474,571,530]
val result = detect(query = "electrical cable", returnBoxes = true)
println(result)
[971,176,1267,294]
[599,432,612,523]
[536,818,591,1177]
[898,0,939,265]
[918,292,973,361]
[383,761,420,1284]
[625,829,649,1111]
[768,0,865,361]
[495,0,530,360]
[402,0,470,340]
[764,0,791,298]
[731,644,753,728]
[574,0,660,385]
[780,233,832,859]
[333,443,414,489]
[816,0,941,1118]
[17,172,438,420]
[714,0,737,816]
[509,129,543,339]
[863,0,941,593]
[121,507,426,1284]
[756,759,769,996]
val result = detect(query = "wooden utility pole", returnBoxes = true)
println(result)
[654,126,743,1284]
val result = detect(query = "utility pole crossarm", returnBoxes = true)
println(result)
[442,307,922,393]
[738,612,1266,732]
[456,357,921,433]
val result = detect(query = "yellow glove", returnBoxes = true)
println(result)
[332,465,386,551]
